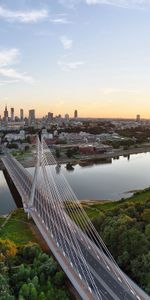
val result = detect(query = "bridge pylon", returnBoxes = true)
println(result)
[28,136,41,216]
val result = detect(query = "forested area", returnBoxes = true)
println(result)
[0,241,70,300]
[92,198,150,295]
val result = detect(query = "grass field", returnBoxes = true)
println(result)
[0,217,5,226]
[1,187,150,245]
[0,208,37,246]
[83,188,150,219]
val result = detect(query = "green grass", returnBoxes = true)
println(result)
[12,151,32,158]
[0,209,37,246]
[84,188,150,219]
[0,217,5,226]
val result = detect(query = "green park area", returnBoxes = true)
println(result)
[0,209,71,300]
[0,209,36,246]
[82,189,150,295]
[1,188,150,298]
[83,187,150,218]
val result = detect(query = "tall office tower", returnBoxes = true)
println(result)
[10,107,14,121]
[20,109,24,121]
[28,109,35,125]
[4,105,8,122]
[74,109,78,118]
[47,112,53,122]
[136,114,140,122]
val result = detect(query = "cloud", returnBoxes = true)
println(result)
[0,68,34,83]
[59,0,150,9]
[0,48,20,67]
[58,60,85,71]
[85,0,150,9]
[0,79,19,86]
[50,14,71,24]
[58,0,81,9]
[0,5,48,23]
[60,36,73,49]
[0,48,34,84]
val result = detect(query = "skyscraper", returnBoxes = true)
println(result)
[74,110,78,118]
[20,109,24,121]
[10,107,14,121]
[136,114,140,122]
[4,106,8,122]
[28,109,35,125]
[47,112,53,122]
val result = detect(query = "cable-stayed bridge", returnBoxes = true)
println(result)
[2,137,149,300]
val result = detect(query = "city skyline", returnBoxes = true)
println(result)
[1,1,150,118]
[0,105,77,119]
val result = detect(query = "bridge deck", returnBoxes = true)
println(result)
[2,154,149,300]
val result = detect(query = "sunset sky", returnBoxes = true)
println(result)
[1,0,150,118]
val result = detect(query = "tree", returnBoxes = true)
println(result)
[55,149,60,158]
[22,243,41,262]
[19,283,29,299]
[66,149,72,158]
[32,276,39,290]
[29,284,37,300]
[24,145,29,152]
[142,208,150,223]
[0,239,17,261]
[39,258,57,277]
[145,224,150,240]
[53,271,65,287]
[39,292,46,300]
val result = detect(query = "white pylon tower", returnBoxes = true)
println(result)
[28,136,41,214]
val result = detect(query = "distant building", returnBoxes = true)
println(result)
[4,106,8,122]
[136,114,140,122]
[74,110,78,118]
[28,109,35,125]
[65,113,69,119]
[20,109,24,121]
[10,108,14,121]
[47,112,53,122]
[6,121,25,130]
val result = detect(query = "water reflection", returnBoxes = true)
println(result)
[1,152,150,215]
[0,171,16,215]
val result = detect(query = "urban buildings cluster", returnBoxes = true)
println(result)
[0,106,78,130]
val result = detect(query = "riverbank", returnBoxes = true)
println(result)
[1,144,150,170]
[80,186,150,219]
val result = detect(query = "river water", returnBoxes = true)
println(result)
[1,152,150,215]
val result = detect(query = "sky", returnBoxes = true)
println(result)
[1,0,150,118]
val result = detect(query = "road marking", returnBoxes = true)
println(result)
[88,287,92,293]
[79,273,82,280]
[107,265,110,271]
[118,277,122,282]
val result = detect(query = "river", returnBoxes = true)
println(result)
[1,152,150,215]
